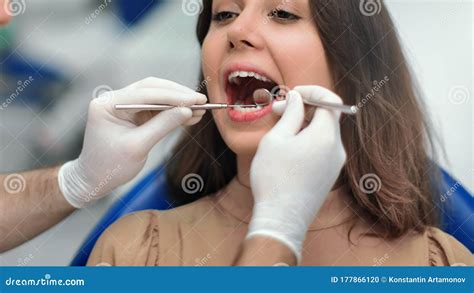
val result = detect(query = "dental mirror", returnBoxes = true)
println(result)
[252,89,273,107]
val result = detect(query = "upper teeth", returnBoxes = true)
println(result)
[228,71,272,84]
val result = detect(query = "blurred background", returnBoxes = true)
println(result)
[0,0,472,265]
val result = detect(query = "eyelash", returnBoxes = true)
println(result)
[211,9,300,23]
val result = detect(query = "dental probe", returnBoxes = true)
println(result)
[114,103,258,110]
[114,89,265,110]
[114,88,358,115]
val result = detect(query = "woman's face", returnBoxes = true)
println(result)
[202,0,333,156]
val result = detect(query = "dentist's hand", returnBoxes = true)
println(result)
[247,86,347,263]
[58,77,206,208]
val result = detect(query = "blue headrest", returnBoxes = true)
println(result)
[70,165,174,266]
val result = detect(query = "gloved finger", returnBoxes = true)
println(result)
[126,77,199,95]
[184,116,204,126]
[112,88,207,107]
[298,87,343,139]
[270,90,305,136]
[184,109,206,125]
[132,107,193,151]
[293,85,340,104]
[271,100,286,116]
[191,109,206,117]
[272,93,318,119]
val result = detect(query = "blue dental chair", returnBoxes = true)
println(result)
[70,165,474,266]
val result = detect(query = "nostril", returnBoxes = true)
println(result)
[242,40,253,47]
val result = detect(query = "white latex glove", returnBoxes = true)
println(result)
[247,86,347,263]
[58,77,206,208]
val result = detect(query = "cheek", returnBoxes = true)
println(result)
[201,35,224,104]
[269,28,333,90]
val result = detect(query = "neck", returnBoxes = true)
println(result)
[236,155,253,188]
[214,155,351,230]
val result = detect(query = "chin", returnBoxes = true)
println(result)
[212,106,279,156]
[219,125,271,156]
[226,134,261,156]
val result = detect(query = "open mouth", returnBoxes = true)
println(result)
[225,70,278,112]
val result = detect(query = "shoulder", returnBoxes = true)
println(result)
[105,195,218,237]
[86,209,160,266]
[86,196,222,266]
[425,227,474,266]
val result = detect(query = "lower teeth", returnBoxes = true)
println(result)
[234,100,263,112]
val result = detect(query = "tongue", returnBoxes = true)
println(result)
[236,78,271,105]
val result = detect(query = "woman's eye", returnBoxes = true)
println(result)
[212,11,238,22]
[268,9,300,22]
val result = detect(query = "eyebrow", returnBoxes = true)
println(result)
[271,0,306,15]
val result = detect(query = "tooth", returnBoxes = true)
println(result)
[248,72,255,77]
[240,71,248,77]
[233,104,264,112]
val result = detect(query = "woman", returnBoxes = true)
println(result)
[87,0,473,266]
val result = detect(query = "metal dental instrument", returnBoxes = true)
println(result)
[252,89,358,115]
[114,88,358,115]
[114,103,257,110]
[114,90,264,110]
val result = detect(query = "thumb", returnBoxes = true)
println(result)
[132,107,193,151]
[270,90,305,135]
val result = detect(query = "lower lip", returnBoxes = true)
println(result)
[227,103,273,123]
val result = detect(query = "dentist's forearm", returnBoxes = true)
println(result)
[233,236,297,266]
[0,166,75,252]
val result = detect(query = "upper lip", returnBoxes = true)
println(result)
[221,62,279,103]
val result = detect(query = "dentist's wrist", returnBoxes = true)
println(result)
[58,159,96,209]
[246,201,312,264]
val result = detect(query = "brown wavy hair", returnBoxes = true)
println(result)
[165,0,442,239]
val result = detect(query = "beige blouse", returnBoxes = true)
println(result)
[87,178,473,266]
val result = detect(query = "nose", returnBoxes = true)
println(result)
[226,10,264,51]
